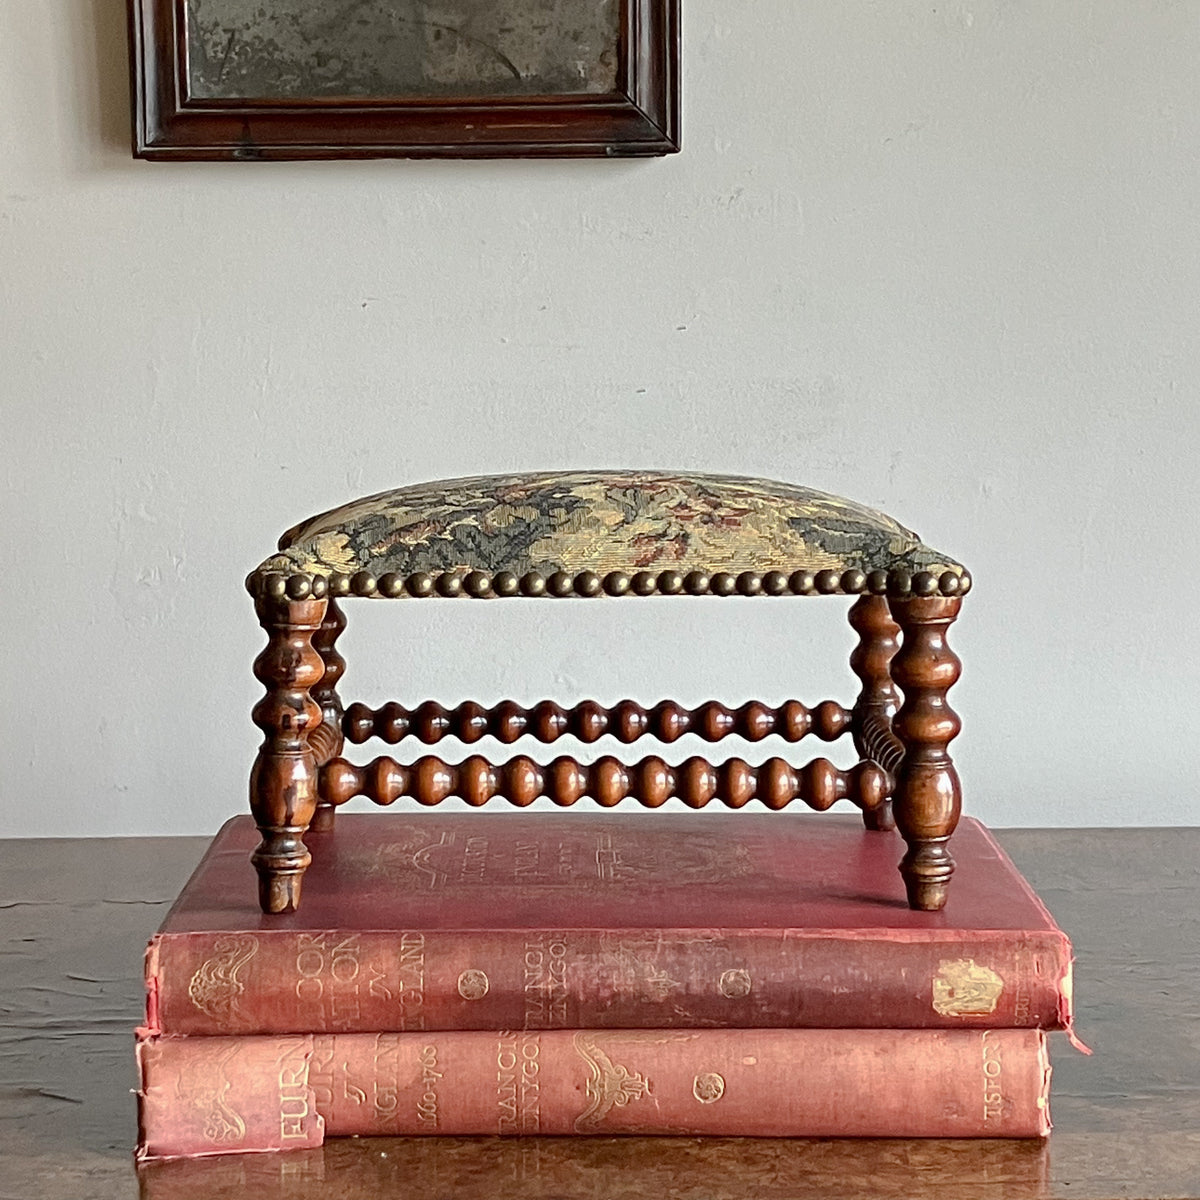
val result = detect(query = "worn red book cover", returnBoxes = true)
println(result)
[146,813,1073,1036]
[136,1026,1052,1157]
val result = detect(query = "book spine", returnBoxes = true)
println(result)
[136,1027,1051,1157]
[148,928,1072,1035]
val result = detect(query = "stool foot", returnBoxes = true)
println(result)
[250,595,326,914]
[260,875,303,914]
[889,595,963,912]
[900,837,954,911]
[863,799,895,832]
[310,803,337,833]
[253,830,312,914]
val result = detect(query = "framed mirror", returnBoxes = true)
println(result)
[128,0,680,159]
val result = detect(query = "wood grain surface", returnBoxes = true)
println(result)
[1,828,1197,1199]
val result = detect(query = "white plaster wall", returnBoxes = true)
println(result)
[2,1,1198,837]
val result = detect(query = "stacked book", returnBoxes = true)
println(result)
[135,811,1073,1157]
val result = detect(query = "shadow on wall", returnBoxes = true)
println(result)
[71,0,137,168]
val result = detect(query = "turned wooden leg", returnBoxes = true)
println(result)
[848,595,902,831]
[308,597,346,833]
[250,595,327,914]
[889,595,963,911]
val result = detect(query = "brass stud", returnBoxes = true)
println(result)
[264,572,287,600]
[913,571,938,597]
[888,569,913,596]
[330,573,351,598]
[762,570,788,596]
[379,572,404,598]
[815,569,840,594]
[736,571,762,596]
[575,570,602,597]
[407,572,434,598]
[310,575,328,599]
[493,571,519,597]
[658,569,684,595]
[351,570,376,597]
[435,572,463,598]
[464,570,492,598]
[632,571,658,596]
[520,571,546,597]
[867,569,889,595]
[548,570,574,597]
[959,571,972,594]
[286,574,312,600]
[841,569,867,594]
[603,571,631,596]
[684,570,710,595]
[711,571,736,596]
[789,570,815,595]
[939,570,961,596]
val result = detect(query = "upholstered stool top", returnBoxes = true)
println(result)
[249,471,969,601]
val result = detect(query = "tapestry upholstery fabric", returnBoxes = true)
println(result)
[255,472,964,588]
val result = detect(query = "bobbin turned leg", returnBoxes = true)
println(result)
[848,595,903,831]
[307,597,346,834]
[250,595,327,914]
[889,595,963,911]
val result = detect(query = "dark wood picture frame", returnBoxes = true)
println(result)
[127,0,680,160]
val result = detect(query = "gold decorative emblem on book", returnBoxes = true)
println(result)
[718,968,752,998]
[174,1041,246,1144]
[692,1072,726,1103]
[932,959,1004,1016]
[458,969,490,1000]
[572,1033,652,1132]
[186,935,257,1021]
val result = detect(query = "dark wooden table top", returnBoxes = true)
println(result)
[1,827,1197,1200]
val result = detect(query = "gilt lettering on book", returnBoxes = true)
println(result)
[146,814,1074,1037]
[345,823,754,891]
[135,1027,1052,1157]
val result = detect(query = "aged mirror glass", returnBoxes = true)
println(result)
[185,0,621,100]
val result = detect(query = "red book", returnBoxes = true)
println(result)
[145,813,1073,1036]
[135,1027,1052,1157]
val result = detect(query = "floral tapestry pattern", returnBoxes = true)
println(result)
[256,472,965,584]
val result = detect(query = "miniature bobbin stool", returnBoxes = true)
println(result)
[245,471,970,915]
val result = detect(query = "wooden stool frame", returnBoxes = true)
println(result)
[248,589,963,916]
